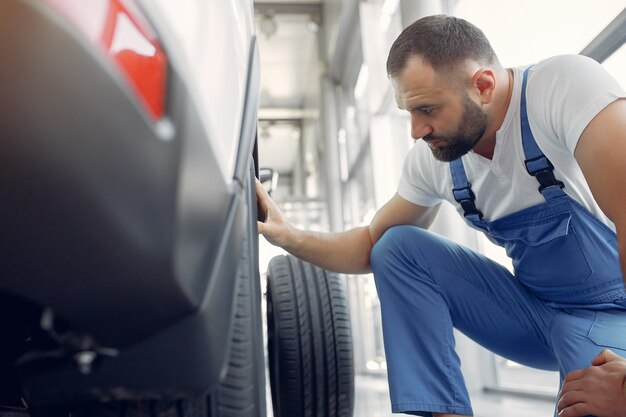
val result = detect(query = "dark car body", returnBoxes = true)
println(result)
[0,0,262,409]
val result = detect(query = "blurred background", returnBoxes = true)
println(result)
[252,1,626,415]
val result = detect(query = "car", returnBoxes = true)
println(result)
[0,0,354,416]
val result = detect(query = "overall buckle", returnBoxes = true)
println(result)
[453,186,483,219]
[524,156,565,192]
[534,170,565,192]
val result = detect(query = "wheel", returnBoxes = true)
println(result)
[266,255,354,417]
[207,161,266,417]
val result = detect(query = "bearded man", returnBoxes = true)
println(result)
[257,14,626,417]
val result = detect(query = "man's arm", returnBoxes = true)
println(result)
[574,98,626,286]
[256,180,439,274]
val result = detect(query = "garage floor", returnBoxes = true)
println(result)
[353,374,556,417]
[264,373,555,416]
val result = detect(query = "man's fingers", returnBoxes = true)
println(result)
[558,390,586,412]
[255,178,269,199]
[559,379,586,399]
[591,348,620,366]
[255,178,272,222]
[591,349,608,366]
[558,402,593,417]
[563,368,586,384]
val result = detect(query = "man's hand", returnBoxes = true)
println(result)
[255,178,295,248]
[558,349,626,417]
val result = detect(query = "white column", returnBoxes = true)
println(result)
[321,76,344,232]
[399,0,443,27]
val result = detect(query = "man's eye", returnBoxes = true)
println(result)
[420,107,433,114]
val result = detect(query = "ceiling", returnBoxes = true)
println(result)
[253,1,324,174]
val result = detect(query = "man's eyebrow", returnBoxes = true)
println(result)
[409,103,435,111]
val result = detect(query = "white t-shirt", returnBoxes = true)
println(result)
[397,54,626,231]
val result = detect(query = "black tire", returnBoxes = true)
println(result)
[207,161,266,417]
[266,255,354,417]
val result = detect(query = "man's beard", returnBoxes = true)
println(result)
[424,94,488,162]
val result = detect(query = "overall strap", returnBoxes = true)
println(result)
[450,158,483,222]
[449,66,567,219]
[520,66,565,200]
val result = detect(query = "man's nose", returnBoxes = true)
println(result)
[411,116,433,140]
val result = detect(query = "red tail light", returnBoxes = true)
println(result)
[46,0,167,120]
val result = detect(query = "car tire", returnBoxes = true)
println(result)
[266,255,354,417]
[207,161,266,417]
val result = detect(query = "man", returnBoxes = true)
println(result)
[256,14,626,417]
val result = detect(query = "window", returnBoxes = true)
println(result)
[603,44,626,88]
[454,0,625,67]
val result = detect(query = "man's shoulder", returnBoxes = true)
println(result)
[522,54,624,155]
[521,54,612,111]
[528,54,604,85]
[533,54,596,70]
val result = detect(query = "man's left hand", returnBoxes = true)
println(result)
[558,349,626,417]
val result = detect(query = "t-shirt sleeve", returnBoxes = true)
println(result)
[397,141,443,207]
[528,54,626,154]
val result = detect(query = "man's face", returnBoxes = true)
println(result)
[391,56,488,162]
[424,93,487,161]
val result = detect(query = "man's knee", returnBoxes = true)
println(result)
[370,225,431,273]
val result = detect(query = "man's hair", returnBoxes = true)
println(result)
[386,14,498,78]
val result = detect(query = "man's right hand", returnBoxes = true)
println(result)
[254,187,437,274]
[255,178,294,248]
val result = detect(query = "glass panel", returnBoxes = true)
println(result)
[349,150,376,226]
[603,45,626,89]
[347,273,386,375]
[340,63,380,373]
[454,0,626,67]
[344,91,371,170]
[493,357,560,395]
[343,150,382,375]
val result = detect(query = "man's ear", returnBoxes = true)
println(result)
[471,68,496,104]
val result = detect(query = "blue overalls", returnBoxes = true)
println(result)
[370,68,626,416]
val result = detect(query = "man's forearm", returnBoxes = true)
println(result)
[281,226,374,274]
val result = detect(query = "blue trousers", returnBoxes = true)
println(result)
[370,225,626,416]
